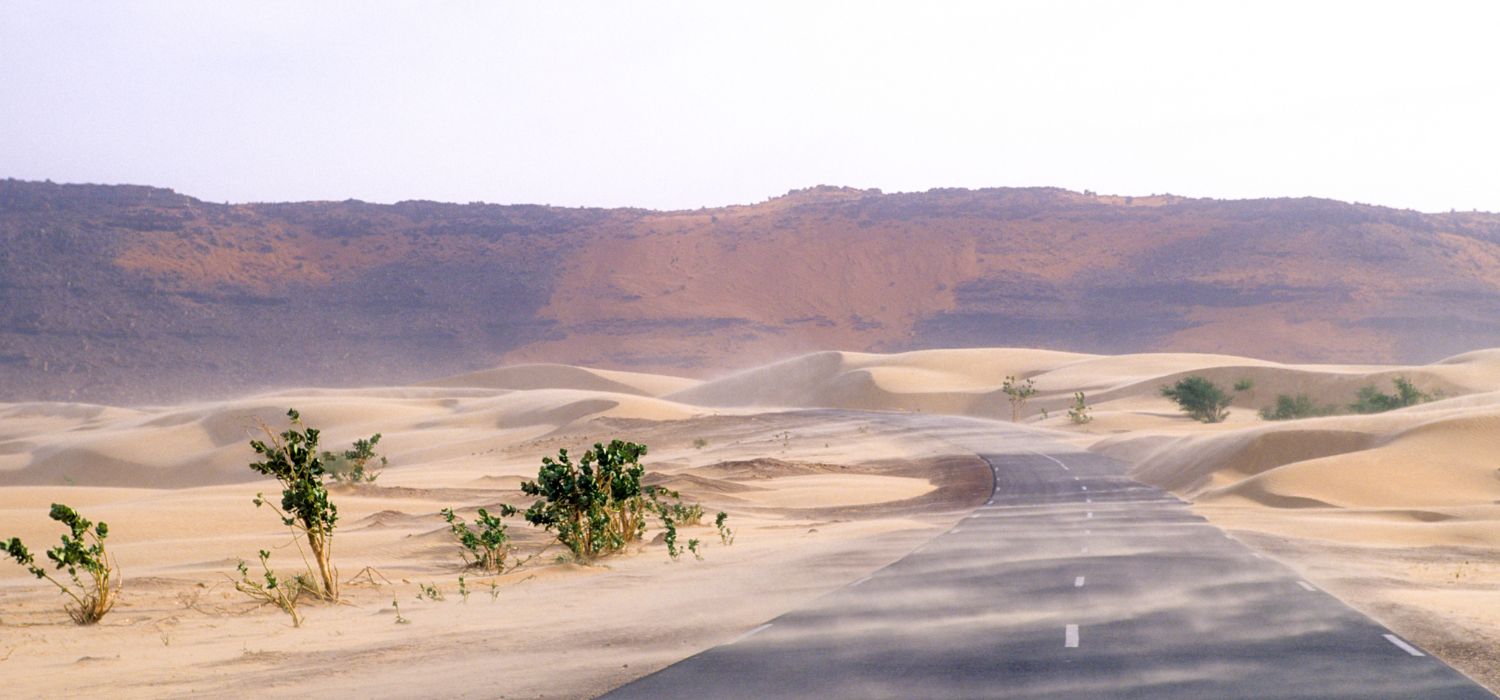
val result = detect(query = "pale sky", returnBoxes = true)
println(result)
[2,1,1498,212]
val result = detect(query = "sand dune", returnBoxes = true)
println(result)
[420,362,699,397]
[9,349,1500,696]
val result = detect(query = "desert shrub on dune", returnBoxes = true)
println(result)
[1348,377,1432,414]
[247,409,340,600]
[520,440,730,562]
[646,485,705,560]
[441,504,523,573]
[1161,376,1233,423]
[232,549,308,627]
[1259,394,1339,421]
[2,504,119,624]
[1002,376,1038,422]
[521,440,650,561]
[1067,392,1093,424]
[322,433,386,484]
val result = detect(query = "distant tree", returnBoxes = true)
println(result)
[1002,376,1038,422]
[1161,376,1233,423]
[1233,378,1254,392]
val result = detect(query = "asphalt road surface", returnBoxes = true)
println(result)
[602,412,1495,699]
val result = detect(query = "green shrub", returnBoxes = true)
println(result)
[1233,378,1255,392]
[1161,376,1233,423]
[1259,394,1339,421]
[248,409,340,599]
[1349,377,1432,414]
[1067,391,1092,424]
[232,550,307,627]
[441,505,520,574]
[646,486,706,561]
[322,433,386,484]
[1002,375,1038,422]
[521,441,649,562]
[714,511,734,546]
[2,504,119,624]
[692,438,708,450]
[647,486,704,525]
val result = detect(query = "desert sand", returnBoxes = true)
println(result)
[5,348,1500,696]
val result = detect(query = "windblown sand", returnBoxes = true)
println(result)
[5,350,1500,696]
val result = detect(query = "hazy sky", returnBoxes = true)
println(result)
[2,1,1498,211]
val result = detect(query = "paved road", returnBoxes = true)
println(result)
[603,413,1494,699]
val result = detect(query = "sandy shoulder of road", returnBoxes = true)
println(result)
[0,380,987,699]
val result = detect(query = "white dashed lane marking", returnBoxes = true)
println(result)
[730,624,773,645]
[1296,580,1317,592]
[1065,624,1080,648]
[1074,576,1085,588]
[1384,634,1427,657]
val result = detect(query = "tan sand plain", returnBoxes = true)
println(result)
[5,348,1500,696]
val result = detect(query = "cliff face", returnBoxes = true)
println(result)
[5,179,1500,403]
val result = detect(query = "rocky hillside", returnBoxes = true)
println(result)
[5,179,1500,403]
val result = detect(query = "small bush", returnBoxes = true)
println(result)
[1002,375,1038,422]
[714,511,734,546]
[1259,394,1339,421]
[441,505,521,574]
[323,433,386,484]
[521,441,649,562]
[647,486,704,525]
[233,550,307,627]
[692,438,708,450]
[1349,377,1432,414]
[1067,392,1092,424]
[248,409,340,600]
[2,504,119,624]
[646,486,706,561]
[1161,376,1233,423]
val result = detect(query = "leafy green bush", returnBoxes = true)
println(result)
[2,504,119,624]
[248,409,340,600]
[233,550,307,627]
[714,511,734,546]
[1002,375,1038,422]
[647,486,704,525]
[441,504,521,573]
[1067,391,1092,424]
[1161,376,1233,423]
[1259,394,1339,421]
[322,433,386,484]
[1349,377,1432,414]
[1233,378,1255,392]
[521,440,649,562]
[692,438,708,450]
[646,486,706,560]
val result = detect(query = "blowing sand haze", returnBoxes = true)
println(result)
[7,2,1500,698]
